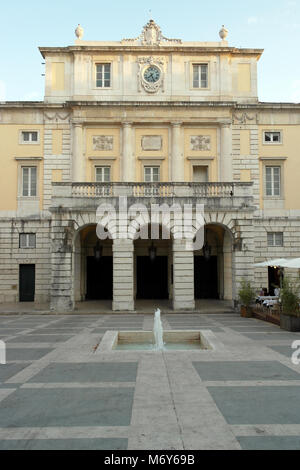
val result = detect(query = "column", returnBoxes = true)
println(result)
[171,122,184,182]
[113,239,134,311]
[50,220,74,312]
[72,122,84,181]
[122,122,134,182]
[220,123,233,182]
[172,239,195,311]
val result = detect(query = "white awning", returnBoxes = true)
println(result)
[282,258,300,269]
[254,258,288,268]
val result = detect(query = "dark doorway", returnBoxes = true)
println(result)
[194,256,218,299]
[19,264,35,302]
[86,256,113,300]
[268,266,282,296]
[136,256,169,299]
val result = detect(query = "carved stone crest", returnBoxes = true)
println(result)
[122,20,182,46]
[190,135,211,151]
[93,136,113,151]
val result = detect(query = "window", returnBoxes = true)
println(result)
[21,131,39,143]
[193,166,209,183]
[96,64,111,88]
[266,166,281,197]
[264,132,281,144]
[95,166,111,182]
[22,167,37,197]
[144,166,160,183]
[267,232,283,247]
[193,64,208,89]
[19,233,36,249]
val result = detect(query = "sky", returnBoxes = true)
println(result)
[0,0,299,102]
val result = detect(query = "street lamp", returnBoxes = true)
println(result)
[94,241,103,261]
[149,242,157,262]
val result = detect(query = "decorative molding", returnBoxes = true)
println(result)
[88,156,116,161]
[44,112,71,122]
[259,157,287,161]
[232,113,259,125]
[190,135,211,151]
[93,135,114,151]
[187,156,215,161]
[141,135,162,151]
[138,156,165,161]
[122,20,182,46]
[15,157,43,161]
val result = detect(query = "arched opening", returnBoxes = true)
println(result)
[74,224,113,304]
[194,224,233,301]
[134,224,172,304]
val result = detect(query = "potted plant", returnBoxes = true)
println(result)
[280,278,300,332]
[238,279,256,318]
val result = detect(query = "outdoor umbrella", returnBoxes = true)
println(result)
[253,258,288,268]
[282,258,300,269]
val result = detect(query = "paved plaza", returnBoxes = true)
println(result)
[0,311,300,450]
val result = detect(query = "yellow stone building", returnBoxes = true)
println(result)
[0,20,299,311]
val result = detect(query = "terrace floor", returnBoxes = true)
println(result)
[0,311,300,450]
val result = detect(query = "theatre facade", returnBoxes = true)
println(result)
[0,20,300,311]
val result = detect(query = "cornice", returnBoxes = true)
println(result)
[39,45,264,58]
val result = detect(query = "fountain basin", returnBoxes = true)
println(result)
[97,330,215,352]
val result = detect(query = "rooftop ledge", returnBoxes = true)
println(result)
[39,45,263,58]
[1,101,300,109]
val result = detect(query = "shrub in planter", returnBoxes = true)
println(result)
[238,279,256,318]
[280,278,300,332]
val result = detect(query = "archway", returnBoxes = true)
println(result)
[134,224,172,303]
[194,224,233,301]
[73,224,113,303]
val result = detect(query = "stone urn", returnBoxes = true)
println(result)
[75,24,84,40]
[219,25,228,40]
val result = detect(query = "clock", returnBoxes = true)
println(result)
[143,65,161,83]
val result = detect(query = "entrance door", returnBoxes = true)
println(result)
[86,256,113,300]
[136,256,168,299]
[19,264,35,302]
[194,256,218,299]
[268,266,281,296]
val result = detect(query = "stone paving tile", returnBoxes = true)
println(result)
[237,436,300,450]
[193,361,300,381]
[28,362,138,383]
[7,335,74,343]
[268,345,295,358]
[0,363,32,382]
[207,386,300,424]
[0,388,135,427]
[0,438,128,450]
[32,329,84,335]
[6,348,54,361]
[239,332,300,342]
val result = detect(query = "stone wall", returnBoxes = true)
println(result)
[0,218,51,303]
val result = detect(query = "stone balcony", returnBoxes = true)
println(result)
[51,182,254,211]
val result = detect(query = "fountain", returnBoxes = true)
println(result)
[97,308,215,352]
[153,309,164,351]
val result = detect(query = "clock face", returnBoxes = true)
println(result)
[143,66,161,83]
